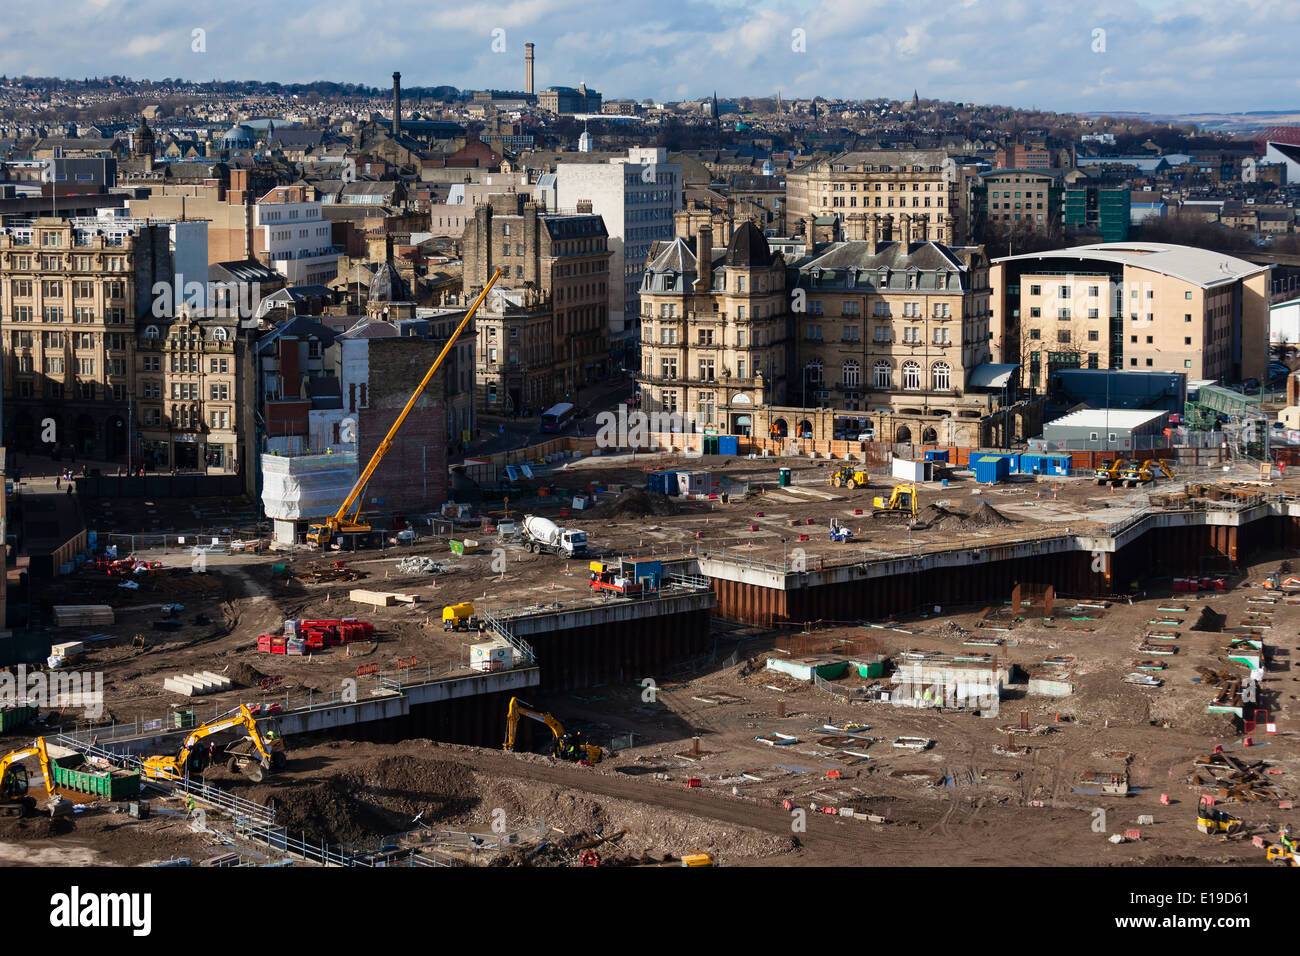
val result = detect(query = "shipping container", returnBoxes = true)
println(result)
[972,455,1011,484]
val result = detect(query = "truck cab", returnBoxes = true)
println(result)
[564,530,588,556]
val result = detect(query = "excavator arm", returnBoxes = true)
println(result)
[313,268,503,542]
[2,739,59,802]
[503,697,567,750]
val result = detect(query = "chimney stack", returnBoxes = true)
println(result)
[525,43,535,96]
[867,213,880,255]
[392,72,402,138]
[844,213,867,242]
[899,213,912,247]
[882,214,894,244]
[917,216,929,243]
[941,215,956,246]
[803,216,816,254]
[694,223,713,293]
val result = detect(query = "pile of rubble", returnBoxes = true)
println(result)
[1187,751,1280,802]
[396,556,444,575]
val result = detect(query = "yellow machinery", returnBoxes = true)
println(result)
[442,601,477,631]
[680,853,715,867]
[503,697,602,764]
[1094,458,1129,485]
[307,269,502,547]
[829,466,869,490]
[872,483,919,519]
[0,738,70,818]
[1268,825,1299,865]
[1122,458,1174,486]
[143,704,285,782]
[1196,795,1242,835]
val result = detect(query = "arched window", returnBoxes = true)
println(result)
[213,327,228,342]
[902,361,921,390]
[931,362,951,391]
[804,360,822,385]
[873,361,891,389]
[842,360,860,388]
[143,325,159,339]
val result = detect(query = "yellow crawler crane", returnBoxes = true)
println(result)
[306,268,502,547]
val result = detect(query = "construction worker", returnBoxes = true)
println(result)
[1281,824,1295,854]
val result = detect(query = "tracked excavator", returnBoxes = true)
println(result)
[503,697,602,764]
[142,704,286,782]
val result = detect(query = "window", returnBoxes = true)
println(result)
[1057,329,1071,343]
[843,325,860,341]
[1029,328,1041,340]
[1030,307,1041,318]
[873,326,890,343]
[805,325,822,340]
[210,358,229,373]
[1185,291,1193,299]
[873,361,891,388]
[1029,284,1041,295]
[933,327,950,344]
[903,326,920,343]
[804,360,822,385]
[843,361,860,388]
[931,362,950,391]
[1088,330,1099,342]
[210,384,230,401]
[902,361,921,390]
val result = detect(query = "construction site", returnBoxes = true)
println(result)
[7,434,1300,870]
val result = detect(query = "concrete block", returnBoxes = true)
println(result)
[164,677,199,697]
[1137,814,1154,825]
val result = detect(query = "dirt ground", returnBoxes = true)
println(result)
[12,549,1298,867]
[6,456,1300,865]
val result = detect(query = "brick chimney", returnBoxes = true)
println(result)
[867,213,880,255]
[899,213,912,247]
[694,223,712,293]
[881,214,894,244]
[803,216,816,254]
[844,213,867,241]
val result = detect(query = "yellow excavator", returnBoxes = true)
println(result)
[1122,458,1175,487]
[0,738,72,818]
[503,697,602,764]
[306,269,503,547]
[142,704,286,782]
[872,483,919,520]
[1094,458,1129,485]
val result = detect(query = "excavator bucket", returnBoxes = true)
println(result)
[243,762,265,783]
[47,796,74,819]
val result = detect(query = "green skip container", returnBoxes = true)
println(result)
[51,754,141,800]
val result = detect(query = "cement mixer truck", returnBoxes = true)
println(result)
[521,515,588,558]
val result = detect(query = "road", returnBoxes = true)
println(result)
[456,370,636,462]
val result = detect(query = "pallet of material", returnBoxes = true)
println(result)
[53,605,114,627]
[350,589,396,607]
[349,588,420,607]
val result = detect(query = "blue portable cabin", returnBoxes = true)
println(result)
[923,449,950,463]
[972,454,1011,484]
[647,471,678,496]
[1015,451,1073,477]
[717,435,740,456]
[628,558,663,591]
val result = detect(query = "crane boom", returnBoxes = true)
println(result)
[309,268,502,544]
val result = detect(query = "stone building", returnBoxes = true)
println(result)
[0,216,174,460]
[636,220,791,434]
[461,195,611,409]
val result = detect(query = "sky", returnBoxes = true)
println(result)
[2,0,1295,116]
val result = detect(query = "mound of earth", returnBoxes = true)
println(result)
[963,502,1013,528]
[588,487,681,519]
[249,756,481,845]
[919,504,970,531]
[227,661,268,687]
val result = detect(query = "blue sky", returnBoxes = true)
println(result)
[2,0,1295,115]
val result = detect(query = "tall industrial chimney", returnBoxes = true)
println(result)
[525,43,535,95]
[392,72,402,137]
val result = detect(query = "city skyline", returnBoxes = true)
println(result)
[2,0,1295,116]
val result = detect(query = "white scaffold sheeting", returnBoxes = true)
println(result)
[261,452,359,520]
